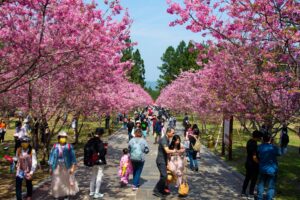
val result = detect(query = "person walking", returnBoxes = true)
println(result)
[14,121,28,153]
[85,127,107,199]
[15,136,37,200]
[152,115,157,136]
[48,131,79,200]
[241,130,262,198]
[154,118,163,144]
[257,134,282,200]
[183,113,189,130]
[187,128,200,171]
[128,129,149,191]
[141,118,149,138]
[127,118,135,141]
[118,148,133,186]
[168,135,185,187]
[0,119,7,143]
[131,121,141,139]
[153,127,185,197]
[105,113,110,129]
[279,125,289,154]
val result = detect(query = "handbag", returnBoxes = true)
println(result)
[178,182,189,196]
[192,136,201,152]
[178,158,189,196]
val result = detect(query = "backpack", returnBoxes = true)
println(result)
[281,133,289,147]
[53,143,71,150]
[84,139,99,167]
[130,139,147,161]
[192,136,201,152]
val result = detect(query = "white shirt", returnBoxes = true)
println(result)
[15,127,27,139]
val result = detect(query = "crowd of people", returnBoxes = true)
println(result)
[121,107,201,198]
[6,106,295,200]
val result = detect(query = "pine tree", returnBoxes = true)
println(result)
[121,41,146,88]
[157,41,201,90]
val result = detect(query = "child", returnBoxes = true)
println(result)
[168,135,185,187]
[118,148,133,186]
[15,136,37,200]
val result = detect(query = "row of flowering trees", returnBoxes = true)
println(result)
[0,0,152,147]
[157,0,300,132]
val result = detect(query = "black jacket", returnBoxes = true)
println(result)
[88,137,107,165]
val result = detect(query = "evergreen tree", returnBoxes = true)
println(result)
[121,41,146,88]
[157,41,201,90]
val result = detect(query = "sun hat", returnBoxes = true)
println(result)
[20,136,31,143]
[57,131,68,137]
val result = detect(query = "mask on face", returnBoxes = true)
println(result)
[59,137,67,144]
[21,143,29,149]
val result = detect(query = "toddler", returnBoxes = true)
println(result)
[118,148,133,186]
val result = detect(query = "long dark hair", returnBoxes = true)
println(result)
[169,135,181,150]
[192,124,198,130]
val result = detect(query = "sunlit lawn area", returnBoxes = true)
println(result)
[198,119,300,200]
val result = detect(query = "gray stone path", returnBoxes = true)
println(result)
[32,125,244,200]
[136,125,243,200]
[32,129,136,200]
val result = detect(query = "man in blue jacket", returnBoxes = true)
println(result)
[257,133,281,200]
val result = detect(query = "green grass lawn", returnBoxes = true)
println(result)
[0,118,122,199]
[187,118,300,200]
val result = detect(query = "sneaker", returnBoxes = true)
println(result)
[94,193,104,198]
[164,188,170,194]
[240,193,247,199]
[132,186,138,191]
[89,192,95,196]
[247,194,255,200]
[194,168,199,172]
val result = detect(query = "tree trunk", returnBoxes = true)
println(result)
[32,120,39,153]
[74,120,84,145]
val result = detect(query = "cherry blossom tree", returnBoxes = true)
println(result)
[159,0,300,132]
[0,0,152,152]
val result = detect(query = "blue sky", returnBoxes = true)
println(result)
[121,0,202,82]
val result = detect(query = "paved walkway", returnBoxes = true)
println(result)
[32,125,243,200]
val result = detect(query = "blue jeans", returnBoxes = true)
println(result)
[131,160,144,187]
[188,150,198,169]
[280,147,287,155]
[16,176,32,200]
[128,131,133,141]
[142,130,147,138]
[257,173,277,200]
